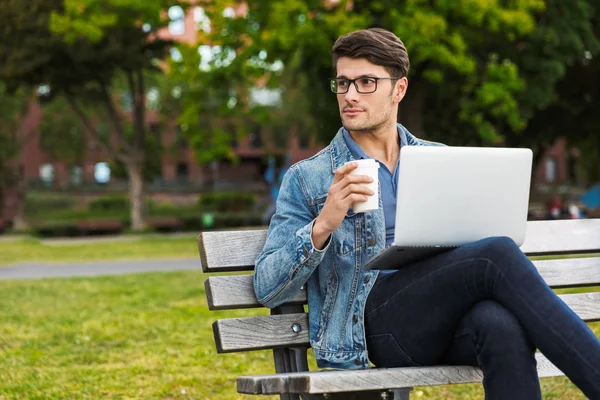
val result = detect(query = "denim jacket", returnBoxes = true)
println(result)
[254,124,444,369]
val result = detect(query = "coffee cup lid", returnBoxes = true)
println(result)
[351,159,379,168]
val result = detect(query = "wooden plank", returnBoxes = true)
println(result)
[237,353,561,394]
[198,229,267,272]
[214,292,600,353]
[521,219,600,255]
[205,258,600,310]
[205,275,306,310]
[535,257,600,288]
[198,219,600,272]
[214,313,309,353]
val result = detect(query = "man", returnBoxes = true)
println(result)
[253,28,600,399]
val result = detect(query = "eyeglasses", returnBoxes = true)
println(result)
[329,77,401,94]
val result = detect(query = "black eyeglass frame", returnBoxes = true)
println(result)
[329,76,403,94]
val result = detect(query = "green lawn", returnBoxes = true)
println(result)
[0,269,596,399]
[0,239,597,398]
[0,236,199,266]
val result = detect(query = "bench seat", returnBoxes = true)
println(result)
[237,352,562,395]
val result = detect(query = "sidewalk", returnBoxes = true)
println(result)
[0,258,200,280]
[0,232,198,245]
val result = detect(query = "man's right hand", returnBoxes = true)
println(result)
[311,162,374,249]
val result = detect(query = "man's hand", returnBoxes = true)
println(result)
[311,162,374,249]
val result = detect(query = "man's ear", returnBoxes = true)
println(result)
[394,77,408,104]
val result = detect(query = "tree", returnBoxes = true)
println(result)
[521,0,600,183]
[179,0,599,162]
[0,0,180,230]
[0,83,35,229]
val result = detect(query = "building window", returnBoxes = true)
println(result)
[176,162,189,180]
[70,166,83,185]
[148,123,161,136]
[94,162,111,184]
[175,125,188,149]
[146,87,160,110]
[249,131,262,149]
[299,134,310,149]
[39,163,54,186]
[168,6,186,35]
[119,91,133,112]
[545,158,557,183]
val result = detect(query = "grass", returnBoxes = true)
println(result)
[0,271,277,400]
[0,270,597,399]
[0,236,199,266]
[0,241,598,399]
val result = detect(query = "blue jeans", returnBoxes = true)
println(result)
[365,237,600,399]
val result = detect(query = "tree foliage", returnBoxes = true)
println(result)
[0,0,182,229]
[177,0,599,169]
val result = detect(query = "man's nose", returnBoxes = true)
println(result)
[344,82,360,102]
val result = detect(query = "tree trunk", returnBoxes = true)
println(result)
[12,170,28,231]
[397,78,427,138]
[126,161,146,232]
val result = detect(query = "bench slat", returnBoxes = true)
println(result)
[213,313,309,353]
[205,257,600,310]
[199,219,600,272]
[237,353,561,394]
[198,230,267,272]
[205,275,306,310]
[214,292,600,353]
[521,219,600,255]
[536,257,600,288]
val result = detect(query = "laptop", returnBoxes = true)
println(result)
[361,146,533,270]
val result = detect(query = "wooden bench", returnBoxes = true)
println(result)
[199,219,600,400]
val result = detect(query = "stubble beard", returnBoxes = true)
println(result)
[342,103,394,133]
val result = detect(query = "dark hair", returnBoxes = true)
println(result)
[332,28,410,78]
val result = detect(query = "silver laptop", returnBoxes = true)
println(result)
[362,146,533,270]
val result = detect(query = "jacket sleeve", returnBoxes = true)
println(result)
[253,166,331,308]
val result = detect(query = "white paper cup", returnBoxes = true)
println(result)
[345,159,379,213]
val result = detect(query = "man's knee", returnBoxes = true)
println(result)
[472,236,535,273]
[476,236,519,257]
[467,301,533,350]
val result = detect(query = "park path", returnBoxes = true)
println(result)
[0,258,200,280]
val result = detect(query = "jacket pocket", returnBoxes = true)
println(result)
[316,201,358,256]
[315,269,338,343]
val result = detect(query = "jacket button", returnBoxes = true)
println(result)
[352,314,358,323]
[368,238,376,246]
[354,359,362,366]
[363,275,370,284]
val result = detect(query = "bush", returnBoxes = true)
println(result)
[31,222,81,237]
[25,193,77,216]
[88,195,157,213]
[198,191,256,212]
[88,195,130,212]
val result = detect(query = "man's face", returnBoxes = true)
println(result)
[335,57,407,133]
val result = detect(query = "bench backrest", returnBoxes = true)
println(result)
[199,219,600,354]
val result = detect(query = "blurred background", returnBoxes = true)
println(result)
[1,0,599,239]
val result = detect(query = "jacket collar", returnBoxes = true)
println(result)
[329,123,421,173]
